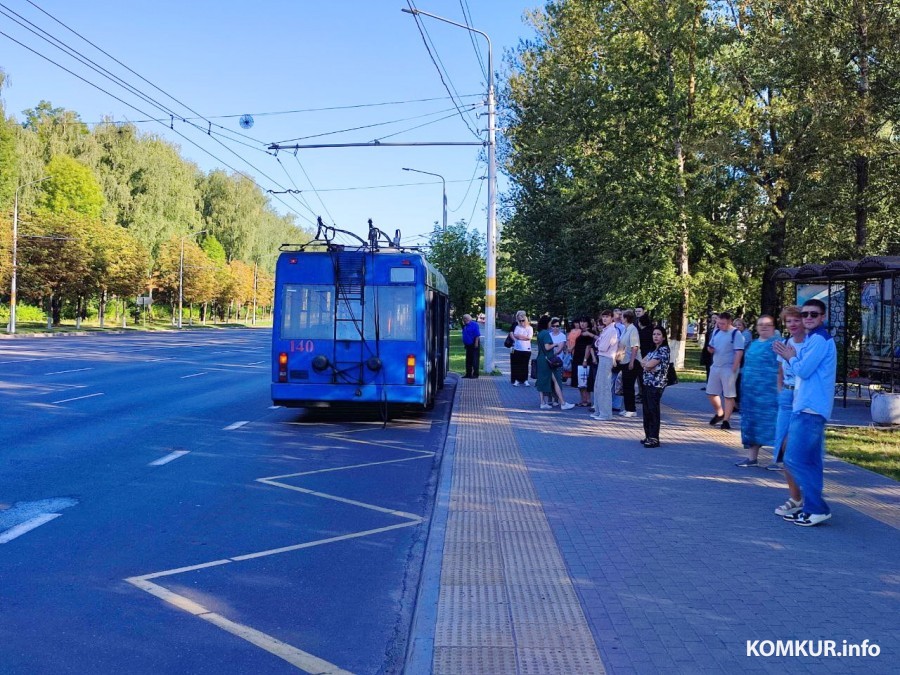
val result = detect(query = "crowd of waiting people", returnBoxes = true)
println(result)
[501,300,837,527]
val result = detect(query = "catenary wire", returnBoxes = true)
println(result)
[406,0,482,140]
[0,28,316,227]
[460,0,488,81]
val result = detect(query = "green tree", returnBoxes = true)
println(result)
[40,155,104,218]
[427,221,485,318]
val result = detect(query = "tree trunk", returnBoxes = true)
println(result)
[75,296,83,330]
[51,294,62,327]
[99,290,106,328]
[853,0,871,254]
[122,298,127,328]
[760,190,790,317]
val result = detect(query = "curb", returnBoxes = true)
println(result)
[404,374,461,674]
[0,330,129,339]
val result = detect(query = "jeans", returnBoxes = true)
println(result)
[783,412,830,515]
[593,356,614,419]
[642,385,664,440]
[464,345,480,378]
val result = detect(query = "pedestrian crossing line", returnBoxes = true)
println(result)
[125,426,435,673]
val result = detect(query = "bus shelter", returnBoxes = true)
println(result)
[774,256,900,407]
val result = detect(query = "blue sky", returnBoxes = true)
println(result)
[0,0,540,247]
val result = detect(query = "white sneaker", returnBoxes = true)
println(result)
[551,401,560,407]
[512,382,520,387]
[589,413,609,421]
[540,403,552,410]
[620,411,637,418]
[524,381,531,387]
[560,402,575,410]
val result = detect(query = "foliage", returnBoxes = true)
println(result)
[498,0,900,327]
[40,155,105,218]
[426,220,486,318]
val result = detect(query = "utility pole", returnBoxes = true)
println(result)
[178,230,206,329]
[401,7,497,372]
[7,177,50,334]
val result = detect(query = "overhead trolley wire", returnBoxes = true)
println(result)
[405,0,482,141]
[100,94,484,124]
[460,0,488,81]
[272,101,483,145]
[1,3,325,227]
[0,27,315,227]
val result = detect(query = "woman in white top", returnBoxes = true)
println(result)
[591,310,619,421]
[772,306,805,517]
[510,310,533,386]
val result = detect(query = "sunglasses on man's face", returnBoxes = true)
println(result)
[800,311,822,318]
[551,323,560,327]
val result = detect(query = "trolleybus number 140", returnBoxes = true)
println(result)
[289,340,315,353]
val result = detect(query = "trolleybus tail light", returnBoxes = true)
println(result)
[278,352,288,382]
[406,355,416,384]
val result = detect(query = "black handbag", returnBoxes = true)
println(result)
[547,354,564,370]
[666,363,678,386]
[504,333,514,349]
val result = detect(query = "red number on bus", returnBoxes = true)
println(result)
[290,340,315,353]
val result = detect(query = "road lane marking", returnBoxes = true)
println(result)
[125,577,352,674]
[0,513,62,544]
[44,367,93,375]
[223,421,249,430]
[127,425,435,673]
[268,405,282,409]
[180,372,208,379]
[247,360,264,365]
[149,450,190,466]
[51,392,104,404]
[0,358,38,364]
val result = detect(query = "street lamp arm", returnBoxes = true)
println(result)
[401,7,492,85]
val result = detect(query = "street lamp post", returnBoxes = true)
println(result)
[402,167,447,231]
[178,230,206,329]
[402,7,497,372]
[7,176,51,334]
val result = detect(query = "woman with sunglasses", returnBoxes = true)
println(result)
[535,316,575,410]
[510,311,533,386]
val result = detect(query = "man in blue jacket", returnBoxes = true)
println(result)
[461,314,481,379]
[773,299,837,526]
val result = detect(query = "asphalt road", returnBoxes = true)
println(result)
[0,328,452,675]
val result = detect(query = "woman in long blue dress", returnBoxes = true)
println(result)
[535,317,575,410]
[734,316,779,467]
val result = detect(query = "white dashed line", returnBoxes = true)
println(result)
[268,405,282,409]
[51,392,104,404]
[0,514,62,544]
[149,450,190,466]
[223,421,249,431]
[44,367,93,375]
[180,372,208,379]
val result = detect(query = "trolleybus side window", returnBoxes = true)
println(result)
[281,285,333,339]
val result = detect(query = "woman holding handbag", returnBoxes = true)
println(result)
[510,310,533,386]
[570,317,596,406]
[640,326,672,448]
[535,316,575,410]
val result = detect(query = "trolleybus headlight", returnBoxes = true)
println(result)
[366,356,382,372]
[406,355,416,384]
[278,352,288,382]
[311,355,330,372]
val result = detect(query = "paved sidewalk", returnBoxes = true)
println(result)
[411,344,900,674]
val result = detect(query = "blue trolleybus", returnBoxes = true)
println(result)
[272,220,450,410]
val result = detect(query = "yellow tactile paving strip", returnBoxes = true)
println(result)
[433,377,606,675]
